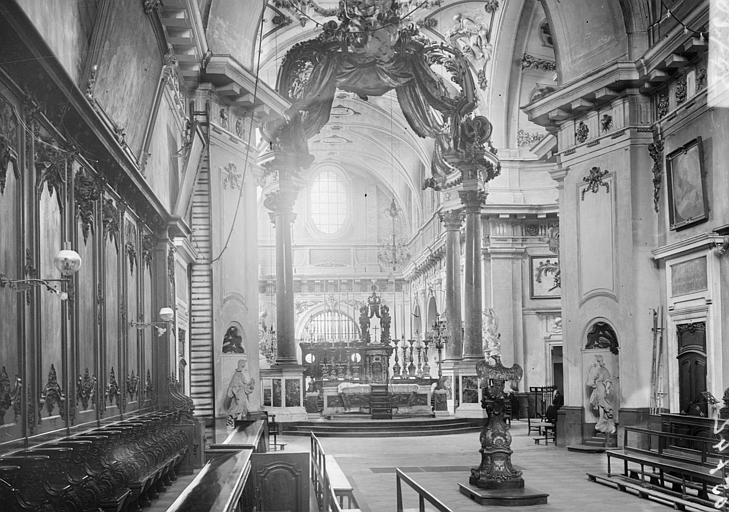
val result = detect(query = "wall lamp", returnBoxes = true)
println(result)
[0,244,82,300]
[129,307,175,336]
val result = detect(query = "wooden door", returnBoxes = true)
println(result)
[678,352,707,415]
[251,452,309,512]
[676,322,707,416]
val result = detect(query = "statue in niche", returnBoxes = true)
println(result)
[222,326,245,353]
[482,308,501,360]
[586,354,616,434]
[225,355,256,424]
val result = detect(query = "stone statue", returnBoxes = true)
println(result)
[225,356,256,423]
[586,354,616,434]
[359,304,370,343]
[380,304,391,344]
[482,308,501,360]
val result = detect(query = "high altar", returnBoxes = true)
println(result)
[300,290,435,418]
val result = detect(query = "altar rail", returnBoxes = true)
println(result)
[395,468,453,512]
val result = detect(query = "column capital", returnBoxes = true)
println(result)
[458,189,486,213]
[439,209,464,230]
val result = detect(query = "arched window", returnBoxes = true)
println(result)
[305,310,359,342]
[310,168,347,234]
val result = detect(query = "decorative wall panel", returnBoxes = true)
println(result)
[125,218,139,410]
[0,94,20,431]
[143,246,153,403]
[76,214,96,413]
[38,188,63,422]
[578,175,615,299]
[104,199,120,412]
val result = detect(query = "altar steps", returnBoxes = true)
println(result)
[281,417,483,437]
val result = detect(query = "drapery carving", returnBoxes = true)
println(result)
[270,1,498,189]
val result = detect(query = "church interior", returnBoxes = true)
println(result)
[0,0,728,510]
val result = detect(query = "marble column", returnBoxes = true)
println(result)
[264,174,301,366]
[459,190,484,360]
[439,209,464,361]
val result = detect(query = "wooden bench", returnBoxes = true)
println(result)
[603,426,727,507]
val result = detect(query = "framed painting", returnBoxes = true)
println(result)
[666,137,708,230]
[530,256,561,299]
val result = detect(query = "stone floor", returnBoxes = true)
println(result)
[280,420,669,512]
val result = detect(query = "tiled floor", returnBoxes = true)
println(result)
[280,420,669,512]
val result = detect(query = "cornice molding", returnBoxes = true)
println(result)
[651,232,725,261]
[204,55,290,115]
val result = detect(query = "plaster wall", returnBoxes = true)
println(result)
[541,0,628,85]
[145,89,186,211]
[90,0,162,157]
[209,130,261,417]
[17,0,96,85]
[558,126,660,415]
[206,0,265,70]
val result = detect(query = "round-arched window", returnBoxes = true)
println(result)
[310,168,347,234]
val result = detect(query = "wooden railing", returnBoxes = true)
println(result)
[311,433,360,511]
[395,468,453,512]
[169,417,269,512]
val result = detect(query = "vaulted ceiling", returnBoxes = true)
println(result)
[202,0,653,236]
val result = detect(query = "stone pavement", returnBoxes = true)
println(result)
[280,420,669,512]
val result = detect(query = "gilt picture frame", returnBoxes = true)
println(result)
[530,256,561,299]
[666,137,708,231]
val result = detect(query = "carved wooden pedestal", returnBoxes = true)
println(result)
[461,356,548,507]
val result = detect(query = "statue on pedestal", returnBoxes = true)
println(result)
[225,355,256,425]
[359,304,370,343]
[380,305,391,344]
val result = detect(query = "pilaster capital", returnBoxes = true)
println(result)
[439,209,465,231]
[458,189,486,213]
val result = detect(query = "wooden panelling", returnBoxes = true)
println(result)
[103,208,120,417]
[125,217,140,412]
[0,90,21,436]
[0,17,184,451]
[38,188,64,427]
